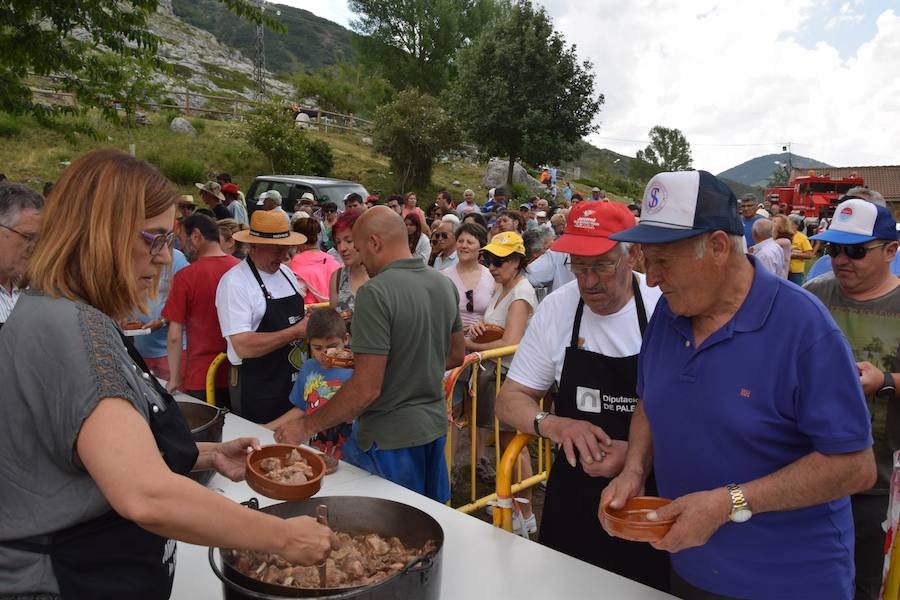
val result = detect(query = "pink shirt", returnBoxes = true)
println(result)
[289,250,341,304]
[441,264,496,329]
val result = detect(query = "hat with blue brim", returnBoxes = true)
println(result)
[810,198,898,245]
[609,170,743,244]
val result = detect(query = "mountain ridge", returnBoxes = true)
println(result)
[717,152,832,187]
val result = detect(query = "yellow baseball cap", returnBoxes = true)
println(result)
[482,231,525,257]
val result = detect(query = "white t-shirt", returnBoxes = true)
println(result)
[485,277,537,367]
[526,250,575,292]
[215,260,300,365]
[508,273,661,391]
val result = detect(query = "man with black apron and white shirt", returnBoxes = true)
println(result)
[216,210,308,423]
[496,201,669,592]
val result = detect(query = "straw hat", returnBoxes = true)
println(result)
[233,210,307,246]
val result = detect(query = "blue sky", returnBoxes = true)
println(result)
[276,0,900,173]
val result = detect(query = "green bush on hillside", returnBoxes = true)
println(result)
[189,118,206,135]
[0,113,22,138]
[161,156,206,185]
[242,100,333,176]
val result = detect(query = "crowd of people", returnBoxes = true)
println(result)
[0,148,898,600]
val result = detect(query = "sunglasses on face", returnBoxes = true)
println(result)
[465,289,474,312]
[481,253,509,269]
[140,230,176,256]
[431,231,449,240]
[825,242,889,260]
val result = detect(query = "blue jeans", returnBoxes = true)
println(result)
[349,434,450,503]
[788,271,805,286]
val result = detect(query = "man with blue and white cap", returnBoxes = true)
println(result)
[804,198,899,600]
[600,170,876,599]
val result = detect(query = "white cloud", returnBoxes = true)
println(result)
[275,1,900,174]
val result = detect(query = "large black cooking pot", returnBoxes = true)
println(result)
[176,399,226,485]
[209,497,443,599]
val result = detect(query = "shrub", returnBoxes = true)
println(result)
[0,113,22,138]
[242,100,333,176]
[161,156,206,185]
[189,118,206,135]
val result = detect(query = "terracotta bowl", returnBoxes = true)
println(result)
[320,350,354,369]
[473,324,505,344]
[245,445,325,501]
[601,496,674,543]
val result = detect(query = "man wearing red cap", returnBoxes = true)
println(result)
[495,201,669,592]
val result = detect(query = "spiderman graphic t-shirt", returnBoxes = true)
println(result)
[288,359,354,457]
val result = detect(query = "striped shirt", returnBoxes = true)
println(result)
[0,282,21,325]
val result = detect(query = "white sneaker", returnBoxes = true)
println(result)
[514,512,537,537]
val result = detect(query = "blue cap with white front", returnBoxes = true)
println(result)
[810,198,898,245]
[609,170,743,244]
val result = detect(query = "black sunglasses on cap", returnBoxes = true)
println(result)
[825,242,890,260]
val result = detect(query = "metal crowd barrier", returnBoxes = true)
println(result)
[203,302,332,406]
[443,346,553,520]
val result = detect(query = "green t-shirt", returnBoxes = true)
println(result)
[804,274,900,493]
[351,258,462,450]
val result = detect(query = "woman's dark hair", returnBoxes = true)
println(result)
[320,201,338,213]
[292,217,320,246]
[498,209,525,232]
[455,222,488,248]
[462,212,487,228]
[307,308,347,341]
[183,213,220,242]
[404,212,423,254]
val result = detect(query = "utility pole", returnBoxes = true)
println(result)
[253,0,266,100]
[782,142,793,176]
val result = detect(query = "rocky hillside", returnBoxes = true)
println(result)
[718,152,831,188]
[145,0,293,105]
[171,0,354,76]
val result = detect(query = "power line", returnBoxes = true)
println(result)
[592,136,804,148]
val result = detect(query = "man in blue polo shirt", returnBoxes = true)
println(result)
[601,170,876,599]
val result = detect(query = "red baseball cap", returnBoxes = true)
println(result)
[550,201,636,256]
[220,183,239,194]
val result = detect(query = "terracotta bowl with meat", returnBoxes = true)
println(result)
[320,348,354,369]
[473,324,505,344]
[245,445,326,501]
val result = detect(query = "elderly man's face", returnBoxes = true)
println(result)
[0,208,41,281]
[643,235,723,317]
[570,244,636,315]
[263,198,276,211]
[496,214,517,232]
[464,190,475,203]
[249,243,291,274]
[536,199,549,211]
[740,200,757,219]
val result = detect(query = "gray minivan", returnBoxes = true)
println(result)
[246,175,369,215]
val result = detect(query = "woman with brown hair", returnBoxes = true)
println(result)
[401,191,426,229]
[288,217,341,304]
[217,217,249,259]
[0,149,335,598]
[405,211,431,263]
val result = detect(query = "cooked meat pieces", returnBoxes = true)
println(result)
[259,450,315,484]
[325,348,353,359]
[226,533,435,589]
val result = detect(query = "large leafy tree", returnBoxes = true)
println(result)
[372,89,459,191]
[0,0,279,134]
[634,125,693,174]
[293,61,394,118]
[348,0,504,95]
[450,0,601,186]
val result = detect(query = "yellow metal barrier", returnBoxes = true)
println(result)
[444,346,552,518]
[204,302,330,406]
[205,352,228,406]
[493,433,552,531]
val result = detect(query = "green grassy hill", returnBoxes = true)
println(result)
[0,111,488,202]
[171,0,355,76]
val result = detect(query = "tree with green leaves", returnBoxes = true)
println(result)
[767,163,790,187]
[450,0,601,186]
[635,125,693,173]
[243,101,333,176]
[293,62,393,118]
[0,0,279,135]
[372,89,459,191]
[349,0,504,95]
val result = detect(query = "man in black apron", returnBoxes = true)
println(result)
[218,210,308,423]
[496,201,669,592]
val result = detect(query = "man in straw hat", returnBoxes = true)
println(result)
[195,180,230,221]
[215,210,308,423]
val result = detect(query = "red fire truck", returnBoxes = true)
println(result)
[765,171,864,222]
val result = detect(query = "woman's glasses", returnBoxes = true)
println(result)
[825,242,888,260]
[481,253,508,269]
[465,289,474,312]
[140,230,176,256]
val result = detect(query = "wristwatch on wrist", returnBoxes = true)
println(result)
[876,371,896,400]
[727,484,753,523]
[533,411,550,437]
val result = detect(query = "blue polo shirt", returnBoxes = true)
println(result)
[637,254,872,599]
